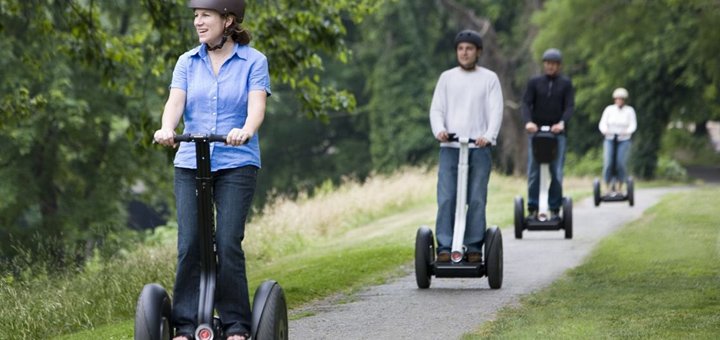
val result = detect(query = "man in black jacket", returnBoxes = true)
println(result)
[521,48,575,219]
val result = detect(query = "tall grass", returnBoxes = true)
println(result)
[0,167,436,340]
[244,167,436,261]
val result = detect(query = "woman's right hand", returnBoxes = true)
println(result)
[154,128,176,147]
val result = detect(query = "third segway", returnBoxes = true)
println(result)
[593,134,634,207]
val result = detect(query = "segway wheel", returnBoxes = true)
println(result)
[414,226,434,289]
[563,197,573,239]
[627,177,634,206]
[484,226,503,289]
[134,283,172,340]
[593,178,601,207]
[251,280,288,340]
[514,196,524,239]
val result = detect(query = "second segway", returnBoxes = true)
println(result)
[593,134,634,207]
[514,126,572,239]
[135,134,288,340]
[415,134,503,290]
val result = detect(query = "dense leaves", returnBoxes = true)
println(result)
[0,0,376,270]
[534,0,720,177]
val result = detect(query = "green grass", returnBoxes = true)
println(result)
[2,170,593,340]
[465,187,720,339]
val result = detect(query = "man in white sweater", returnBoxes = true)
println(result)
[598,87,637,192]
[429,29,504,263]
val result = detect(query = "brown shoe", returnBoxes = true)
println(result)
[436,251,451,262]
[468,252,482,263]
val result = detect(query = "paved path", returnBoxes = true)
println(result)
[289,187,687,339]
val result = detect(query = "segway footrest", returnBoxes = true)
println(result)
[433,262,485,278]
[526,219,563,230]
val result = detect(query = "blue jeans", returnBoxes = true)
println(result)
[527,134,566,211]
[435,147,492,253]
[172,166,257,336]
[603,138,631,184]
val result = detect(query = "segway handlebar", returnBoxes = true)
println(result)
[446,133,476,144]
[172,134,250,145]
[173,134,228,143]
[533,125,557,139]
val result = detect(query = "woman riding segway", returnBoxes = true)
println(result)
[149,1,278,339]
[597,88,637,197]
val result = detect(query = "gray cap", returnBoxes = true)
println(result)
[542,48,562,62]
[454,30,483,49]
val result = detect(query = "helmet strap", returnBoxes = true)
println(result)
[207,35,228,51]
[208,20,231,52]
[458,55,480,71]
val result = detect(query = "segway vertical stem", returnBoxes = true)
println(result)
[450,137,471,263]
[611,134,618,186]
[192,136,219,328]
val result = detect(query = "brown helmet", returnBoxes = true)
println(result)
[188,0,245,23]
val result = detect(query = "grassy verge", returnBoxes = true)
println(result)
[1,168,594,340]
[466,187,720,339]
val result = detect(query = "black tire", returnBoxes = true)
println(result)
[593,178,601,207]
[514,196,524,239]
[563,197,573,239]
[252,281,288,340]
[627,177,634,207]
[414,226,434,289]
[484,226,503,289]
[134,283,172,340]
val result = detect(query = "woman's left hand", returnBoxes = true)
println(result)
[227,128,253,146]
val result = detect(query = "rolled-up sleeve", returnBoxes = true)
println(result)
[170,55,188,91]
[249,56,271,96]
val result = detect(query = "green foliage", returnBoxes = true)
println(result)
[357,0,540,173]
[534,0,720,178]
[564,148,603,177]
[660,126,720,166]
[0,0,173,269]
[0,0,378,272]
[654,156,688,181]
[360,0,451,171]
[246,0,381,120]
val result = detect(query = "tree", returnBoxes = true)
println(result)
[0,0,378,271]
[360,0,540,174]
[533,0,720,178]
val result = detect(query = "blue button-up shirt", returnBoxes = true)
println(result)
[170,42,271,171]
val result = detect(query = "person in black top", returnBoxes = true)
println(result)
[521,48,575,219]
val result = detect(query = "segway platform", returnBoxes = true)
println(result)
[433,261,484,278]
